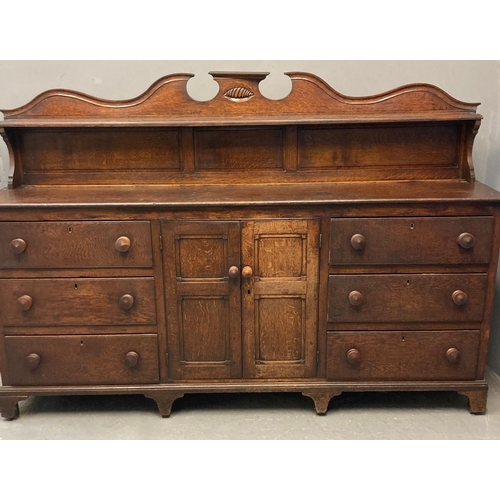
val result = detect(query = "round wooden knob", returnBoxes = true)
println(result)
[348,290,364,306]
[26,353,41,370]
[446,347,461,363]
[242,266,253,279]
[452,290,468,306]
[350,234,366,250]
[125,351,139,368]
[228,266,240,279]
[119,294,135,310]
[115,236,131,253]
[18,295,33,311]
[457,233,475,249]
[346,348,361,365]
[10,238,27,254]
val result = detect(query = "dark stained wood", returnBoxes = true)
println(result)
[0,73,480,123]
[26,352,41,369]
[150,220,169,383]
[328,274,488,324]
[242,219,320,378]
[144,391,185,418]
[330,217,493,265]
[162,221,242,380]
[0,277,157,326]
[194,127,284,171]
[0,380,489,417]
[0,396,28,419]
[298,124,460,175]
[5,334,159,385]
[0,127,22,189]
[477,206,500,378]
[458,389,488,414]
[302,389,343,415]
[0,182,499,208]
[1,71,499,418]
[22,129,182,174]
[0,221,153,268]
[327,331,480,381]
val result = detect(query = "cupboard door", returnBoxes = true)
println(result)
[242,220,320,378]
[162,221,241,380]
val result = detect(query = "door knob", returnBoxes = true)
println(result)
[10,238,27,254]
[452,290,468,306]
[119,294,135,310]
[115,236,131,253]
[26,353,41,370]
[446,347,461,363]
[228,266,239,278]
[457,233,475,249]
[348,290,364,306]
[242,266,253,279]
[125,351,139,368]
[350,234,366,250]
[18,295,33,310]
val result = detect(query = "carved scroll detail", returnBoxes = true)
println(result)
[464,120,481,182]
[0,128,21,189]
[223,87,254,102]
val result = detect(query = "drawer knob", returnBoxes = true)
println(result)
[18,295,33,311]
[350,234,366,250]
[228,266,240,279]
[346,348,361,365]
[10,238,27,254]
[125,351,139,368]
[115,236,131,253]
[348,290,364,306]
[457,233,475,249]
[242,266,253,279]
[446,347,461,363]
[119,294,135,310]
[26,353,41,370]
[452,290,468,306]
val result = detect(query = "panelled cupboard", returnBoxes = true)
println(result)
[0,71,499,419]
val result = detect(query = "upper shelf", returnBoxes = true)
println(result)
[0,72,482,127]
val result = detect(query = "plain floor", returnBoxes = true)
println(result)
[2,369,500,439]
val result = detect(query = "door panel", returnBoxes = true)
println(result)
[162,221,241,380]
[242,219,320,378]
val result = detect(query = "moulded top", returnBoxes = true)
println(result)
[0,71,482,127]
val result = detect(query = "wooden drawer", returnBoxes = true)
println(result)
[4,334,159,385]
[0,278,156,327]
[326,331,480,381]
[329,217,494,265]
[328,273,487,324]
[0,221,153,268]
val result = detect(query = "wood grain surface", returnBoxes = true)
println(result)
[328,273,488,324]
[0,277,157,326]
[0,221,153,268]
[330,216,494,265]
[327,330,480,381]
[5,334,159,385]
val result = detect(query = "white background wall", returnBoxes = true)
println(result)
[1,60,500,371]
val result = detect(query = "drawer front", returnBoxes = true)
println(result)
[327,331,480,381]
[0,278,156,327]
[0,221,153,268]
[328,274,487,324]
[5,334,159,385]
[330,217,493,265]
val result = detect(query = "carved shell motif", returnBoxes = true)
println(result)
[223,87,254,102]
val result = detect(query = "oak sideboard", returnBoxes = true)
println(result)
[1,71,499,419]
